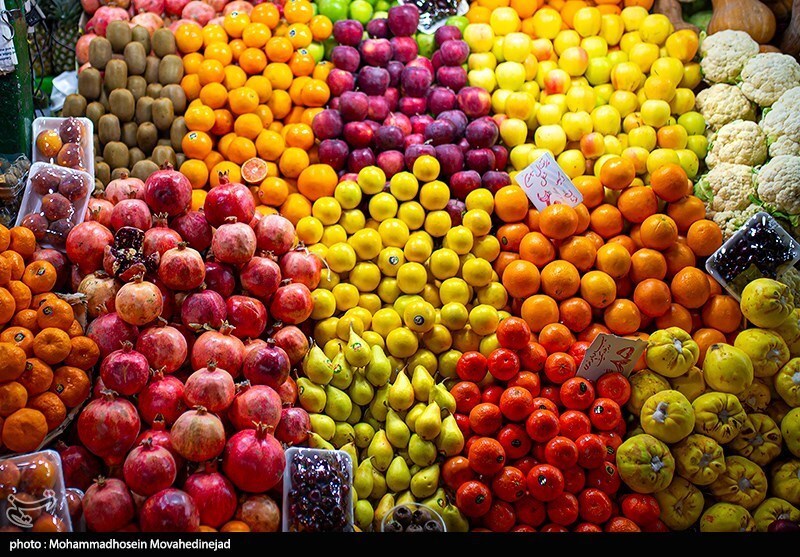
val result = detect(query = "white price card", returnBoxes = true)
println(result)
[576,333,648,381]
[515,152,583,210]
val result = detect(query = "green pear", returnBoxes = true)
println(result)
[395,490,416,506]
[385,408,411,449]
[323,338,345,360]
[346,404,362,425]
[439,502,469,533]
[330,348,354,389]
[324,385,353,421]
[363,409,383,432]
[354,458,374,500]
[388,356,405,382]
[332,422,355,448]
[409,464,420,476]
[408,433,437,467]
[309,413,336,440]
[340,442,359,468]
[307,432,334,450]
[405,402,426,432]
[369,385,390,422]
[415,402,442,441]
[349,369,375,406]
[410,464,440,498]
[365,345,392,387]
[429,383,456,414]
[297,378,326,413]
[354,499,374,532]
[367,430,394,472]
[371,467,387,500]
[396,449,413,467]
[302,343,334,385]
[388,368,415,411]
[353,422,376,449]
[421,488,448,518]
[345,327,372,367]
[374,493,396,529]
[436,414,465,457]
[411,365,435,402]
[386,456,411,492]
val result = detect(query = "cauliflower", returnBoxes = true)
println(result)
[711,203,762,239]
[755,155,800,224]
[699,30,760,84]
[696,84,756,132]
[760,87,800,157]
[706,120,768,168]
[739,53,800,108]
[694,163,756,212]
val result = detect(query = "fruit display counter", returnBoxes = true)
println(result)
[0,0,799,535]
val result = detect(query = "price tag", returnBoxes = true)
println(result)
[515,152,583,210]
[576,333,648,381]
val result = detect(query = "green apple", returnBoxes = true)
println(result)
[349,0,374,24]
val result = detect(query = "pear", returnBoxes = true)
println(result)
[346,404,362,425]
[388,368,415,411]
[307,432,334,450]
[429,383,456,414]
[409,465,420,476]
[395,490,416,506]
[324,385,353,421]
[405,402,426,432]
[388,356,405,382]
[354,499,374,532]
[415,402,442,441]
[425,492,469,533]
[297,378,326,413]
[340,442,359,468]
[386,456,411,492]
[365,345,392,387]
[422,488,447,517]
[345,327,372,368]
[436,414,465,457]
[369,385,390,422]
[303,343,334,385]
[362,409,383,432]
[371,468,388,500]
[410,464,440,499]
[349,369,376,406]
[385,409,411,449]
[367,430,394,472]
[353,422,376,449]
[374,493,396,529]
[330,348,354,389]
[408,433,437,467]
[309,413,336,440]
[332,422,355,448]
[354,458,374,500]
[323,338,344,360]
[412,365,435,402]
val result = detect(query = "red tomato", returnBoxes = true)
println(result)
[544,436,579,468]
[496,316,531,350]
[562,466,586,494]
[598,432,623,462]
[514,496,547,527]
[456,351,488,382]
[578,488,613,524]
[525,409,560,443]
[481,385,504,405]
[573,522,603,532]
[558,410,592,440]
[559,377,596,410]
[482,501,516,532]
[540,386,562,408]
[526,464,565,502]
[547,492,579,526]
[488,348,521,381]
[531,396,559,414]
[451,381,483,414]
[512,456,538,476]
[499,386,535,422]
[544,352,577,384]
[621,494,661,526]
[497,424,532,460]
[442,456,475,491]
[595,372,631,406]
[507,371,541,397]
[492,466,528,503]
[455,413,472,437]
[605,516,641,532]
[575,433,607,469]
[520,341,547,371]
[512,524,537,532]
[589,397,623,431]
[456,480,493,518]
[540,523,569,532]
[469,403,503,436]
[586,462,621,495]
[468,437,507,476]
[567,340,590,366]
[531,443,546,463]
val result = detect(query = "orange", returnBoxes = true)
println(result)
[633,278,672,317]
[223,65,248,90]
[0,287,14,324]
[199,83,228,109]
[175,23,203,54]
[223,10,250,38]
[573,176,605,208]
[211,108,234,135]
[693,327,727,365]
[182,52,204,74]
[540,260,580,301]
[495,186,529,223]
[246,75,273,104]
[559,297,593,333]
[8,280,31,312]
[268,89,292,119]
[2,408,47,453]
[36,298,73,330]
[580,270,617,309]
[639,214,678,250]
[204,42,233,66]
[266,37,294,63]
[630,248,667,282]
[64,336,100,371]
[202,24,228,47]
[297,163,336,200]
[701,295,742,333]
[234,113,264,140]
[198,59,226,85]
[603,299,641,335]
[251,2,280,27]
[0,381,26,417]
[299,79,330,106]
[12,309,38,332]
[21,261,56,294]
[599,157,636,190]
[9,227,35,259]
[0,224,9,252]
[583,231,605,251]
[650,163,690,202]
[288,76,312,103]
[18,358,53,396]
[280,193,312,225]
[242,22,271,48]
[229,87,260,115]
[227,137,257,165]
[258,177,290,207]
[185,104,216,133]
[221,521,251,532]
[655,303,693,332]
[687,219,723,257]
[595,242,632,279]
[511,0,537,17]
[0,342,25,381]
[559,235,597,272]
[27,392,66,432]
[312,61,334,82]
[287,24,313,49]
[667,195,706,233]
[521,294,560,333]
[617,186,657,223]
[255,129,286,161]
[255,104,275,127]
[181,131,213,160]
[210,161,242,186]
[579,323,611,343]
[493,252,519,278]
[264,63,294,90]
[51,366,90,408]
[309,14,333,41]
[663,242,696,278]
[561,0,589,27]
[502,260,541,299]
[574,203,591,234]
[180,159,209,189]
[538,323,575,353]
[607,234,636,255]
[496,223,529,253]
[283,123,315,150]
[240,47,268,75]
[539,204,579,240]
[284,0,314,23]
[629,224,643,249]
[519,232,556,267]
[589,204,624,239]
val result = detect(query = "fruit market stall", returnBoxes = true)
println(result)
[1,0,800,535]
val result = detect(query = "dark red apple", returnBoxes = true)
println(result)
[376,150,405,178]
[358,66,390,95]
[465,117,499,149]
[339,91,369,122]
[428,87,457,115]
[360,38,392,67]
[333,20,364,47]
[424,119,457,145]
[435,25,462,45]
[387,4,419,37]
[391,37,418,63]
[436,66,468,91]
[327,68,355,97]
[318,139,349,171]
[348,148,375,173]
[368,96,391,121]
[457,87,492,118]
[440,40,470,66]
[331,45,361,73]
[311,109,343,140]
[434,144,464,177]
[450,170,482,200]
[411,114,434,135]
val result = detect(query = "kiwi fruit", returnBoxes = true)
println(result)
[98,88,110,111]
[62,94,88,117]
[88,37,112,70]
[156,138,172,147]
[104,59,128,92]
[121,122,139,149]
[130,26,151,56]
[93,135,101,159]
[146,83,163,98]
[170,117,188,152]
[106,20,132,53]
[176,153,186,168]
[136,96,154,125]
[144,56,160,84]
[131,159,159,182]
[97,114,121,145]
[152,145,178,168]
[136,122,159,154]
[85,102,105,127]
[152,28,177,58]
[129,147,146,168]
[96,161,111,186]
[124,42,147,76]
[152,98,175,132]
[158,55,184,86]
[103,141,130,170]
[109,89,136,123]
[126,76,147,102]
[161,84,187,114]
[78,68,102,100]
[111,167,132,182]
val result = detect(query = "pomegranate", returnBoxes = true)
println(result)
[86,310,139,360]
[243,338,266,359]
[222,423,285,493]
[130,12,163,34]
[85,6,129,36]
[211,218,256,266]
[170,407,226,462]
[85,197,113,227]
[236,494,280,532]
[203,0,225,11]
[184,361,236,413]
[169,18,202,32]
[183,465,237,528]
[165,0,191,15]
[181,289,227,330]
[66,221,114,273]
[242,343,291,390]
[182,0,215,24]
[136,414,182,466]
[191,323,245,377]
[132,0,164,14]
[104,172,145,204]
[223,0,252,14]
[226,295,267,339]
[228,382,282,431]
[276,376,298,406]
[100,341,150,396]
[153,278,177,322]
[272,325,309,366]
[115,276,163,326]
[144,163,191,217]
[77,390,141,465]
[203,174,256,227]
[255,214,295,255]
[138,370,186,425]
[78,271,119,319]
[280,248,322,289]
[239,256,281,299]
[75,33,96,65]
[172,322,197,357]
[139,488,199,532]
[171,211,212,252]
[204,260,236,298]
[109,199,151,232]
[82,477,135,532]
[275,407,310,445]
[55,442,102,492]
[269,282,313,325]
[123,439,178,497]
[136,321,187,374]
[158,243,206,291]
[143,213,182,258]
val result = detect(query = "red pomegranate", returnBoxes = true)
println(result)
[170,407,226,462]
[276,376,298,406]
[183,464,237,528]
[255,214,295,255]
[123,439,178,497]
[239,256,281,299]
[226,295,267,339]
[82,477,135,532]
[138,370,186,425]
[280,248,322,289]
[78,271,119,319]
[77,390,141,465]
[203,261,236,298]
[100,341,150,396]
[242,343,291,390]
[222,423,285,493]
[228,382,282,431]
[139,488,200,532]
[183,361,236,413]
[55,442,102,492]
[104,171,145,204]
[153,277,177,322]
[110,199,152,231]
[136,321,188,374]
[143,213,182,258]
[243,338,266,360]
[86,311,139,359]
[211,218,256,266]
[136,414,183,467]
[203,174,256,227]
[158,243,206,291]
[170,210,212,252]
[181,289,227,330]
[191,323,245,377]
[272,325,309,366]
[115,276,163,326]
[269,282,313,325]
[66,221,114,273]
[86,197,114,228]
[274,407,310,445]
[144,163,192,217]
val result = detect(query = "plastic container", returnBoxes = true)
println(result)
[706,211,800,300]
[399,0,469,33]
[282,447,353,532]
[14,162,93,250]
[380,502,446,532]
[31,117,94,177]
[0,449,73,532]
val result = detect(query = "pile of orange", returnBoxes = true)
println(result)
[0,225,99,454]
[176,0,333,222]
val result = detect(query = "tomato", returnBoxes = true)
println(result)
[559,377,596,410]
[575,433,607,469]
[496,316,531,350]
[573,522,603,532]
[499,386,535,422]
[621,494,661,527]
[598,432,623,463]
[469,403,503,436]
[482,501,516,532]
[595,372,631,406]
[643,519,670,532]
[558,410,592,440]
[586,462,621,495]
[520,341,547,371]
[456,480,493,518]
[578,488,613,524]
[547,492,579,526]
[567,340,590,367]
[457,351,488,382]
[512,524,537,532]
[543,352,577,384]
[539,523,569,532]
[455,413,472,437]
[512,456,538,476]
[488,348,521,381]
[605,516,641,532]
[525,409,560,443]
[531,443,546,463]
[481,385,504,405]
[589,397,622,431]
[451,381,483,414]
[544,436,579,468]
[540,386,562,408]
[514,496,547,527]
[497,424,532,460]
[531,396,559,414]
[442,456,476,491]
[526,464,565,502]
[491,466,527,503]
[562,466,586,494]
[507,371,541,397]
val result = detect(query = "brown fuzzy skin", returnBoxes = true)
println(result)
[656,0,699,31]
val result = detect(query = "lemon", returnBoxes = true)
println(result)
[480,333,501,356]
[438,349,463,379]
[378,218,410,248]
[444,226,474,255]
[466,189,495,214]
[377,247,405,277]
[396,262,428,294]
[421,283,442,307]
[478,282,509,310]
[334,180,362,209]
[441,302,469,330]
[470,304,500,336]
[404,300,437,333]
[336,314,364,340]
[472,235,501,262]
[321,224,347,247]
[339,209,366,235]
[408,349,438,374]
[386,327,419,359]
[398,201,425,230]
[345,307,373,331]
[357,165,386,195]
[462,258,493,287]
[389,172,419,201]
[350,262,381,293]
[377,277,401,304]
[453,327,481,353]
[424,211,452,238]
[296,216,324,244]
[404,233,433,263]
[440,278,472,305]
[332,282,359,312]
[310,288,336,320]
[412,155,440,182]
[430,248,461,280]
[312,196,342,225]
[372,308,402,337]
[314,317,340,347]
[358,293,382,315]
[326,242,356,273]
[369,192,399,221]
[419,181,450,210]
[422,324,453,354]
[348,228,383,260]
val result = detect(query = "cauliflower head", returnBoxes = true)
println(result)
[699,30,760,85]
[760,87,800,157]
[740,53,800,108]
[755,155,800,221]
[711,203,762,239]
[695,163,756,213]
[706,120,768,169]
[696,84,757,132]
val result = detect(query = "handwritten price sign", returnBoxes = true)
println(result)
[576,334,648,381]
[515,152,583,210]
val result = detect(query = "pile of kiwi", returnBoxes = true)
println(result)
[63,21,188,190]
